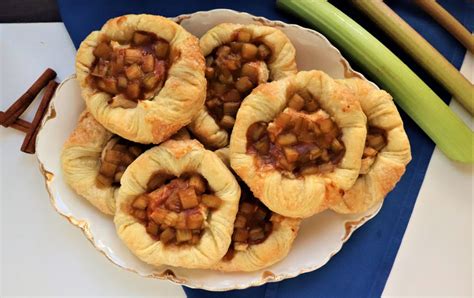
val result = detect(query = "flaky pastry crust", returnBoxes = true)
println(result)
[114,140,240,268]
[76,14,206,144]
[330,79,411,214]
[230,71,367,218]
[189,23,297,149]
[61,111,115,215]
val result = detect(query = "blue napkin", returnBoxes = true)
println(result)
[57,1,473,297]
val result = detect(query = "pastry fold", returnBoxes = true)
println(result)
[76,14,206,144]
[230,70,367,218]
[330,78,411,213]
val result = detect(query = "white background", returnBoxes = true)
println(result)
[0,23,472,297]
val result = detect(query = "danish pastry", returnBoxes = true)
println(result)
[114,140,240,268]
[230,71,367,218]
[330,78,411,213]
[189,23,297,148]
[76,14,206,144]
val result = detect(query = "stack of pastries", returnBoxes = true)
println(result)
[61,14,411,272]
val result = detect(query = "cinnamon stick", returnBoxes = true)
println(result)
[1,68,56,127]
[0,112,31,133]
[21,80,59,154]
[11,119,31,133]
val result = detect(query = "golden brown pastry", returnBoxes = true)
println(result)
[211,148,300,272]
[330,78,411,214]
[114,140,240,269]
[76,14,206,144]
[230,70,367,218]
[189,23,297,149]
[61,111,190,215]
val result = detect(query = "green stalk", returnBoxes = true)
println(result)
[277,0,473,163]
[353,0,473,115]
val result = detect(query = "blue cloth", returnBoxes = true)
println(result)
[57,1,473,297]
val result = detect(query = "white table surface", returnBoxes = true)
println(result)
[0,23,472,297]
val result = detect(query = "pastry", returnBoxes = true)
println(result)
[76,14,206,144]
[212,148,300,272]
[61,111,190,215]
[330,78,411,213]
[188,23,297,149]
[114,140,240,268]
[230,70,367,218]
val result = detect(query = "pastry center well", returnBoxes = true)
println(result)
[204,29,273,132]
[88,31,170,106]
[246,91,346,176]
[223,181,277,261]
[97,137,148,187]
[130,173,222,246]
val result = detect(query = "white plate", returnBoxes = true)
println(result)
[35,9,382,291]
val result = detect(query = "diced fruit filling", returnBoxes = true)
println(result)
[359,126,387,174]
[223,181,279,261]
[96,128,189,188]
[89,31,169,104]
[129,172,223,246]
[96,137,149,187]
[246,91,345,176]
[204,29,273,132]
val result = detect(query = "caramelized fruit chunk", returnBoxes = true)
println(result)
[126,81,141,99]
[288,93,305,111]
[125,64,143,80]
[233,228,249,242]
[132,195,149,210]
[93,42,113,59]
[164,192,182,213]
[237,30,252,42]
[141,55,155,72]
[176,229,192,243]
[124,48,143,64]
[133,31,153,45]
[97,174,113,187]
[201,194,222,209]
[188,175,206,194]
[241,43,258,60]
[146,222,160,236]
[223,102,240,116]
[235,76,253,93]
[220,115,235,130]
[247,122,268,142]
[186,212,204,229]
[154,41,169,58]
[222,89,240,102]
[367,134,385,151]
[178,188,199,209]
[160,228,176,244]
[277,133,297,146]
[99,161,117,177]
[241,63,259,83]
